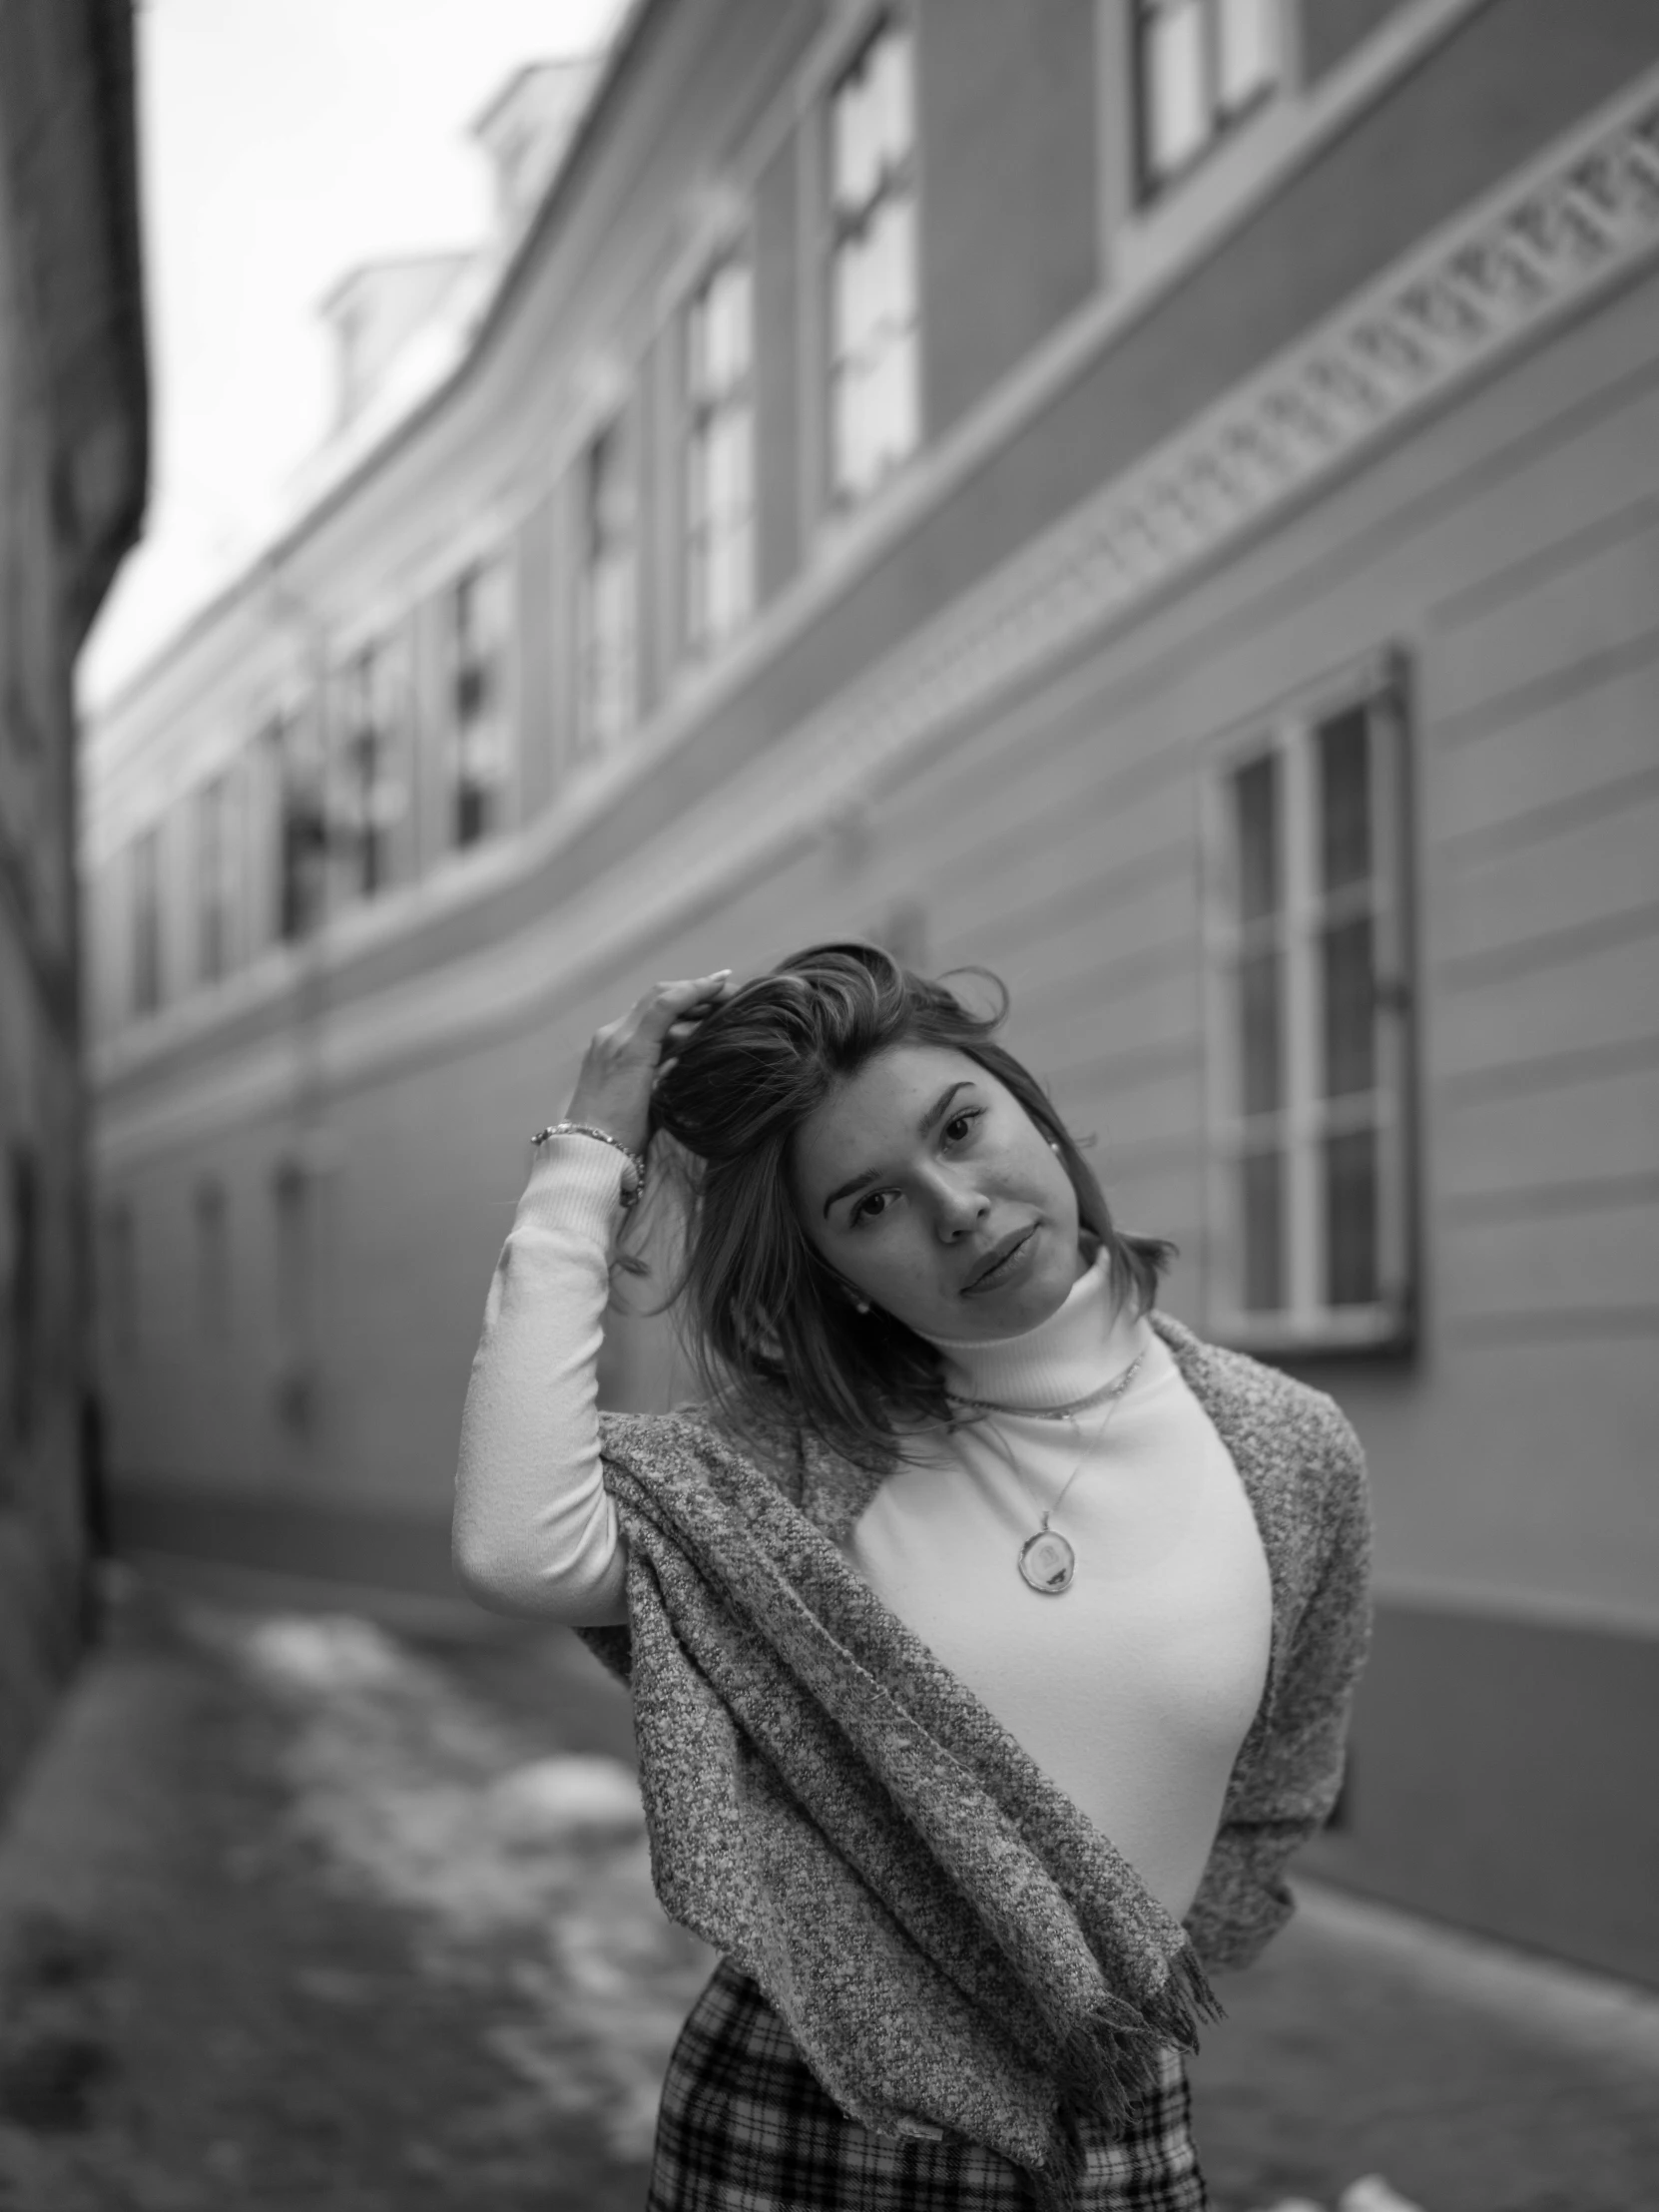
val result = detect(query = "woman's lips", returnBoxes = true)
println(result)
[961,1225,1037,1295]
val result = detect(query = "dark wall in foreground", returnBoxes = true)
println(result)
[0,0,147,1816]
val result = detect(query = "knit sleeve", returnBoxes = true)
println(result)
[451,1133,634,1625]
[1182,1400,1373,1972]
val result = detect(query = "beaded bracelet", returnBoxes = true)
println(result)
[531,1120,646,1209]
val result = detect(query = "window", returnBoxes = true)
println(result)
[336,640,405,891]
[1203,656,1413,1352]
[268,707,327,943]
[684,254,755,655]
[195,773,236,985]
[194,1178,230,1339]
[577,420,637,756]
[827,12,919,508]
[131,824,163,1016]
[1134,0,1278,199]
[450,562,511,846]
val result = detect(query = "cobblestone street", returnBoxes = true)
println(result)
[0,1575,1653,2212]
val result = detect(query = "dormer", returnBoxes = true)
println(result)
[319,254,473,433]
[472,57,603,247]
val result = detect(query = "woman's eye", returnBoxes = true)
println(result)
[846,1112,981,1225]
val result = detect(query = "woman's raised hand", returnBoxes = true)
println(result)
[563,970,735,1159]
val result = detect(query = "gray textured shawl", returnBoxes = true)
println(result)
[577,1311,1371,2204]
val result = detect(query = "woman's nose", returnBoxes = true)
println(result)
[929,1175,988,1236]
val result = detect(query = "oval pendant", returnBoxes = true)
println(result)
[1018,1528,1076,1595]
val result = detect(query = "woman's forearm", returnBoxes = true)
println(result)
[452,1135,632,1624]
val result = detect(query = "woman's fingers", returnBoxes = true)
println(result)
[565,972,734,1150]
[660,982,737,1050]
[663,1003,725,1043]
[648,969,732,1014]
[638,971,734,1043]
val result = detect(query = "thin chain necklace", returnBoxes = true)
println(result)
[951,1342,1146,1596]
[945,1363,1145,1421]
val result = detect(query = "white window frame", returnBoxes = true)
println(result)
[448,557,513,848]
[1201,648,1415,1355]
[824,5,921,514]
[575,414,639,758]
[265,698,327,945]
[194,770,237,986]
[333,634,408,890]
[1130,0,1285,206]
[683,248,757,658]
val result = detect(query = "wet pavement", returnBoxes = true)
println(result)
[0,1570,1653,2212]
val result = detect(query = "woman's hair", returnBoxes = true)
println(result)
[626,940,1175,1468]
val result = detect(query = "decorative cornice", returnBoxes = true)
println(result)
[96,77,1659,1170]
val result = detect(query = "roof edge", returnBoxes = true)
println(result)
[89,0,660,727]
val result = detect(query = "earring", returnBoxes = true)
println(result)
[851,1293,871,1315]
[1047,1138,1061,1154]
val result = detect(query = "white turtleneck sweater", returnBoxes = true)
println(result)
[454,1135,1274,1921]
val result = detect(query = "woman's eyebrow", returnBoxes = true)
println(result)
[820,1081,976,1219]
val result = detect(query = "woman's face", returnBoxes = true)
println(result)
[792,1043,1086,1342]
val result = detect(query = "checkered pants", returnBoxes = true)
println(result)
[647,1957,1209,2211]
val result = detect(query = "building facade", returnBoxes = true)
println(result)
[0,0,148,1813]
[84,0,1659,1983]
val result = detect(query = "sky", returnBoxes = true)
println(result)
[82,0,630,709]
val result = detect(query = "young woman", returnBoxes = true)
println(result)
[454,941,1372,2212]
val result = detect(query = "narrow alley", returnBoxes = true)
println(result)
[1,1575,1654,2212]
